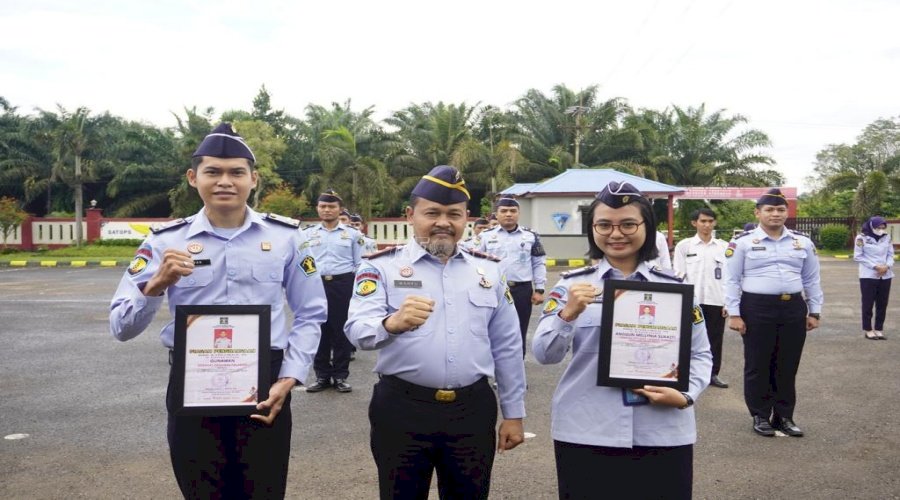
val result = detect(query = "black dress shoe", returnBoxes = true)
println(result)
[753,416,776,436]
[772,417,804,437]
[333,379,353,393]
[710,375,729,388]
[305,378,331,393]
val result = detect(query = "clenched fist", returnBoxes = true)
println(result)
[383,295,436,334]
[142,249,195,297]
[558,283,600,322]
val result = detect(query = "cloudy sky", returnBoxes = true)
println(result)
[2,0,898,191]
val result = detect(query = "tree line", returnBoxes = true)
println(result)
[1,84,896,230]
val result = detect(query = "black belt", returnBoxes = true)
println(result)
[322,272,354,282]
[742,291,802,302]
[378,374,487,403]
[168,348,284,366]
[506,281,532,287]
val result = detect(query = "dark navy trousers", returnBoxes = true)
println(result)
[860,278,891,331]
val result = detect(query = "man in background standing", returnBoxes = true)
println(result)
[674,208,730,388]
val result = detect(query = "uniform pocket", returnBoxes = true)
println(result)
[173,267,213,288]
[252,263,284,282]
[468,289,498,337]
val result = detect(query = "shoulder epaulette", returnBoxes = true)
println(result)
[649,266,684,282]
[301,224,314,230]
[461,246,502,262]
[151,217,190,234]
[732,230,752,241]
[364,245,402,260]
[788,229,809,238]
[264,213,300,228]
[561,265,598,279]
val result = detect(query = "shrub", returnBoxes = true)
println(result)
[819,224,850,250]
[94,238,144,247]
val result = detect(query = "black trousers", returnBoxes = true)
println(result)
[701,304,725,376]
[508,282,533,357]
[860,278,892,331]
[369,376,497,500]
[166,351,292,500]
[553,440,693,500]
[740,292,807,420]
[314,273,354,380]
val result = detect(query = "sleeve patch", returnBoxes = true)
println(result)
[543,298,561,314]
[692,305,704,325]
[856,238,864,247]
[299,255,318,276]
[355,279,378,297]
[504,286,514,304]
[128,256,149,276]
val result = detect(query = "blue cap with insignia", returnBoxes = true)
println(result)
[596,181,645,208]
[411,165,470,205]
[473,217,489,225]
[743,223,757,231]
[192,123,255,163]
[318,189,342,204]
[756,188,787,207]
[496,195,519,207]
[349,213,363,223]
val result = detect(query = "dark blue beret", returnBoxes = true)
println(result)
[596,181,646,208]
[349,213,363,223]
[756,188,787,207]
[411,165,470,205]
[340,209,352,217]
[473,218,489,225]
[318,189,342,204]
[496,196,519,208]
[192,123,255,163]
[743,223,757,231]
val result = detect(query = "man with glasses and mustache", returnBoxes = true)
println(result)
[723,188,823,438]
[345,165,526,499]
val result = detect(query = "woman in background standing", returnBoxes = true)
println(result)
[854,216,894,340]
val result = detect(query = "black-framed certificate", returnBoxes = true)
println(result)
[172,305,271,416]
[597,280,694,392]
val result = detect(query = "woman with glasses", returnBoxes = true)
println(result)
[533,181,712,500]
[854,216,894,340]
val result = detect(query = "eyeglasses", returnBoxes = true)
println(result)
[592,221,645,235]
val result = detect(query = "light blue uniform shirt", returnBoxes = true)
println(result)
[723,227,823,315]
[478,225,547,288]
[344,239,527,419]
[109,207,328,383]
[300,222,364,275]
[532,260,712,448]
[854,233,895,279]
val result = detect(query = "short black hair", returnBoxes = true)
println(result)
[690,208,717,221]
[586,196,659,263]
[191,156,255,171]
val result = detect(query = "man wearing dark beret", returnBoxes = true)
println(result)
[301,190,365,392]
[110,123,327,498]
[478,195,547,357]
[346,165,526,499]
[723,188,823,437]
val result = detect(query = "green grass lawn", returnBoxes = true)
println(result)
[0,244,138,262]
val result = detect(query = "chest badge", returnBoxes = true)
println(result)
[399,265,414,278]
[793,240,803,249]
[186,241,203,254]
[751,239,760,244]
[341,230,350,239]
[476,266,485,276]
[479,276,493,289]
[261,241,272,251]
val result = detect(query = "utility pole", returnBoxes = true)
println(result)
[564,97,591,168]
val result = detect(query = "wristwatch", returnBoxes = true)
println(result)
[678,392,694,410]
[808,313,821,320]
[535,288,545,294]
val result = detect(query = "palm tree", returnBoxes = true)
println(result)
[510,84,631,179]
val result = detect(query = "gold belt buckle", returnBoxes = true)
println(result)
[434,390,457,402]
[780,293,791,301]
[508,281,516,287]
[323,275,333,281]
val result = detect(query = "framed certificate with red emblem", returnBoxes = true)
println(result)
[172,305,271,416]
[597,280,694,392]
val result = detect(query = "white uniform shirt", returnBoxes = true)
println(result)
[673,235,728,307]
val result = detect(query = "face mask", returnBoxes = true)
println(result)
[873,229,886,236]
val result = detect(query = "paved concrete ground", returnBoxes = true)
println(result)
[1,259,898,499]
